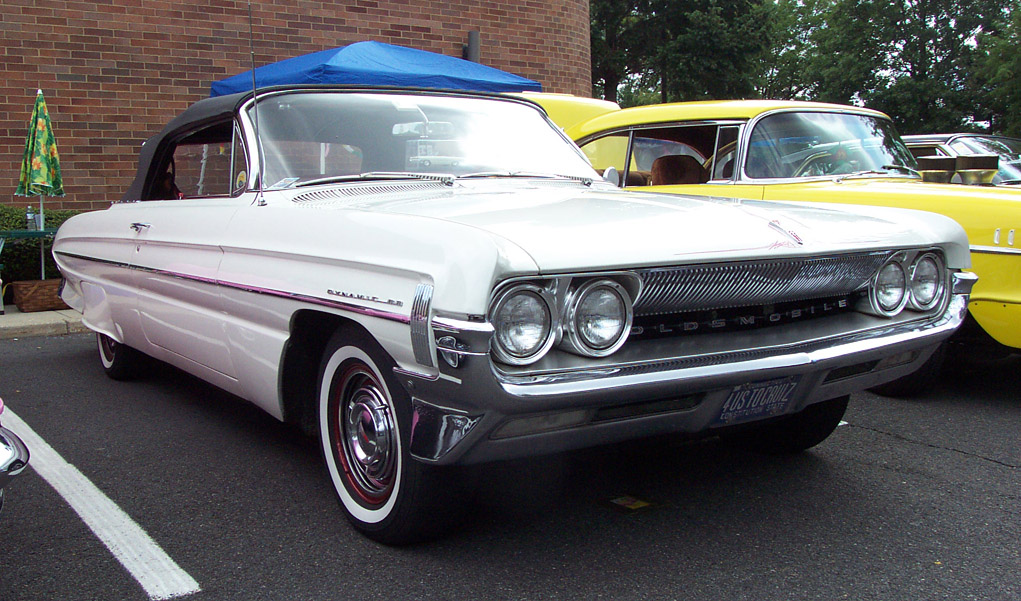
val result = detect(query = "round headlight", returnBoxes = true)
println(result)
[564,279,632,357]
[908,253,943,311]
[874,260,907,315]
[490,284,555,365]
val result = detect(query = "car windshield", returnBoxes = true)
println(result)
[247,91,597,188]
[745,111,917,180]
[950,136,1021,184]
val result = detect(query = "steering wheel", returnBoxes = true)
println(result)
[793,152,836,177]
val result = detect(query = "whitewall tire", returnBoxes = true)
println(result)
[317,327,453,544]
[97,333,142,380]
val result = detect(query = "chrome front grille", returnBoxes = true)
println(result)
[633,252,891,316]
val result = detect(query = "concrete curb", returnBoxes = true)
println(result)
[0,305,89,340]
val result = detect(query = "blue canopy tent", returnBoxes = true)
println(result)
[210,41,542,97]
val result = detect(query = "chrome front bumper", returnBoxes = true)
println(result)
[0,425,29,514]
[403,273,976,466]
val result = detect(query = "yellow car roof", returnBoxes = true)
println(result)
[508,92,621,133]
[567,99,892,141]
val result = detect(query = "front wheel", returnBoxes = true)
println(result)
[317,328,453,544]
[722,395,849,454]
[97,333,143,380]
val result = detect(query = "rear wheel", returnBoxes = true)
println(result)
[97,333,143,380]
[722,395,849,454]
[317,327,452,545]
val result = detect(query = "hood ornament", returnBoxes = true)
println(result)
[769,220,804,246]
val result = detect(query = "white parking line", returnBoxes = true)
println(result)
[4,409,200,600]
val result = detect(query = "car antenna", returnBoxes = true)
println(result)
[248,0,267,207]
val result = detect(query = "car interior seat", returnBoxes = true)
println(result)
[651,155,709,185]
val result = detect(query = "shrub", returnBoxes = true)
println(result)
[1,204,81,304]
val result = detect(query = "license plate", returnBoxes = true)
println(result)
[713,376,800,426]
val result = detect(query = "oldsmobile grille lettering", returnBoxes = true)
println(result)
[327,289,404,307]
[633,298,850,336]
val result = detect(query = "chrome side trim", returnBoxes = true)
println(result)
[971,245,1021,256]
[393,367,439,381]
[53,250,410,325]
[432,316,494,335]
[411,284,435,367]
[53,250,123,268]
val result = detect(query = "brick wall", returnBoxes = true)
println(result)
[0,0,591,211]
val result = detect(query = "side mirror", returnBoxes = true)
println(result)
[602,166,620,187]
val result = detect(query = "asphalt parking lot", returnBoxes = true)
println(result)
[1,332,1018,600]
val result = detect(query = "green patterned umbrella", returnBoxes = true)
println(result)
[16,90,64,198]
[15,90,64,279]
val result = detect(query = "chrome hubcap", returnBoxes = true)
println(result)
[338,367,397,502]
[100,335,117,361]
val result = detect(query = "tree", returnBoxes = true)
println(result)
[591,0,777,105]
[778,0,1010,133]
[758,0,820,100]
[975,4,1021,135]
[872,0,1008,133]
[591,0,651,104]
[802,0,900,104]
[647,0,776,102]
[591,0,1015,133]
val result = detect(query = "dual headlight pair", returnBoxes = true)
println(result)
[866,252,946,317]
[489,278,633,366]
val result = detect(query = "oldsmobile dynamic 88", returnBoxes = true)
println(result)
[54,87,975,543]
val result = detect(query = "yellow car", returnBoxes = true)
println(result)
[528,96,1021,355]
[902,133,1021,186]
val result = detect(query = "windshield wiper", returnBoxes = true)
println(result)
[881,164,920,176]
[832,166,918,182]
[289,172,455,188]
[457,170,515,179]
[458,171,594,186]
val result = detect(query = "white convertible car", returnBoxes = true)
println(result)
[54,87,975,543]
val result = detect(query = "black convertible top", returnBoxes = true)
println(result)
[122,91,251,200]
[120,85,546,201]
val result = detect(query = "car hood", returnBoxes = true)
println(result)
[288,180,969,272]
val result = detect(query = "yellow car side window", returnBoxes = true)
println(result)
[580,133,629,177]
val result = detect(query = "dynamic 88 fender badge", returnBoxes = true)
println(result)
[327,289,404,307]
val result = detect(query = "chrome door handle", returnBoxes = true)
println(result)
[130,222,151,232]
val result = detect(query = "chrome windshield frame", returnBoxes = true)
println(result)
[236,88,599,190]
[737,107,920,185]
